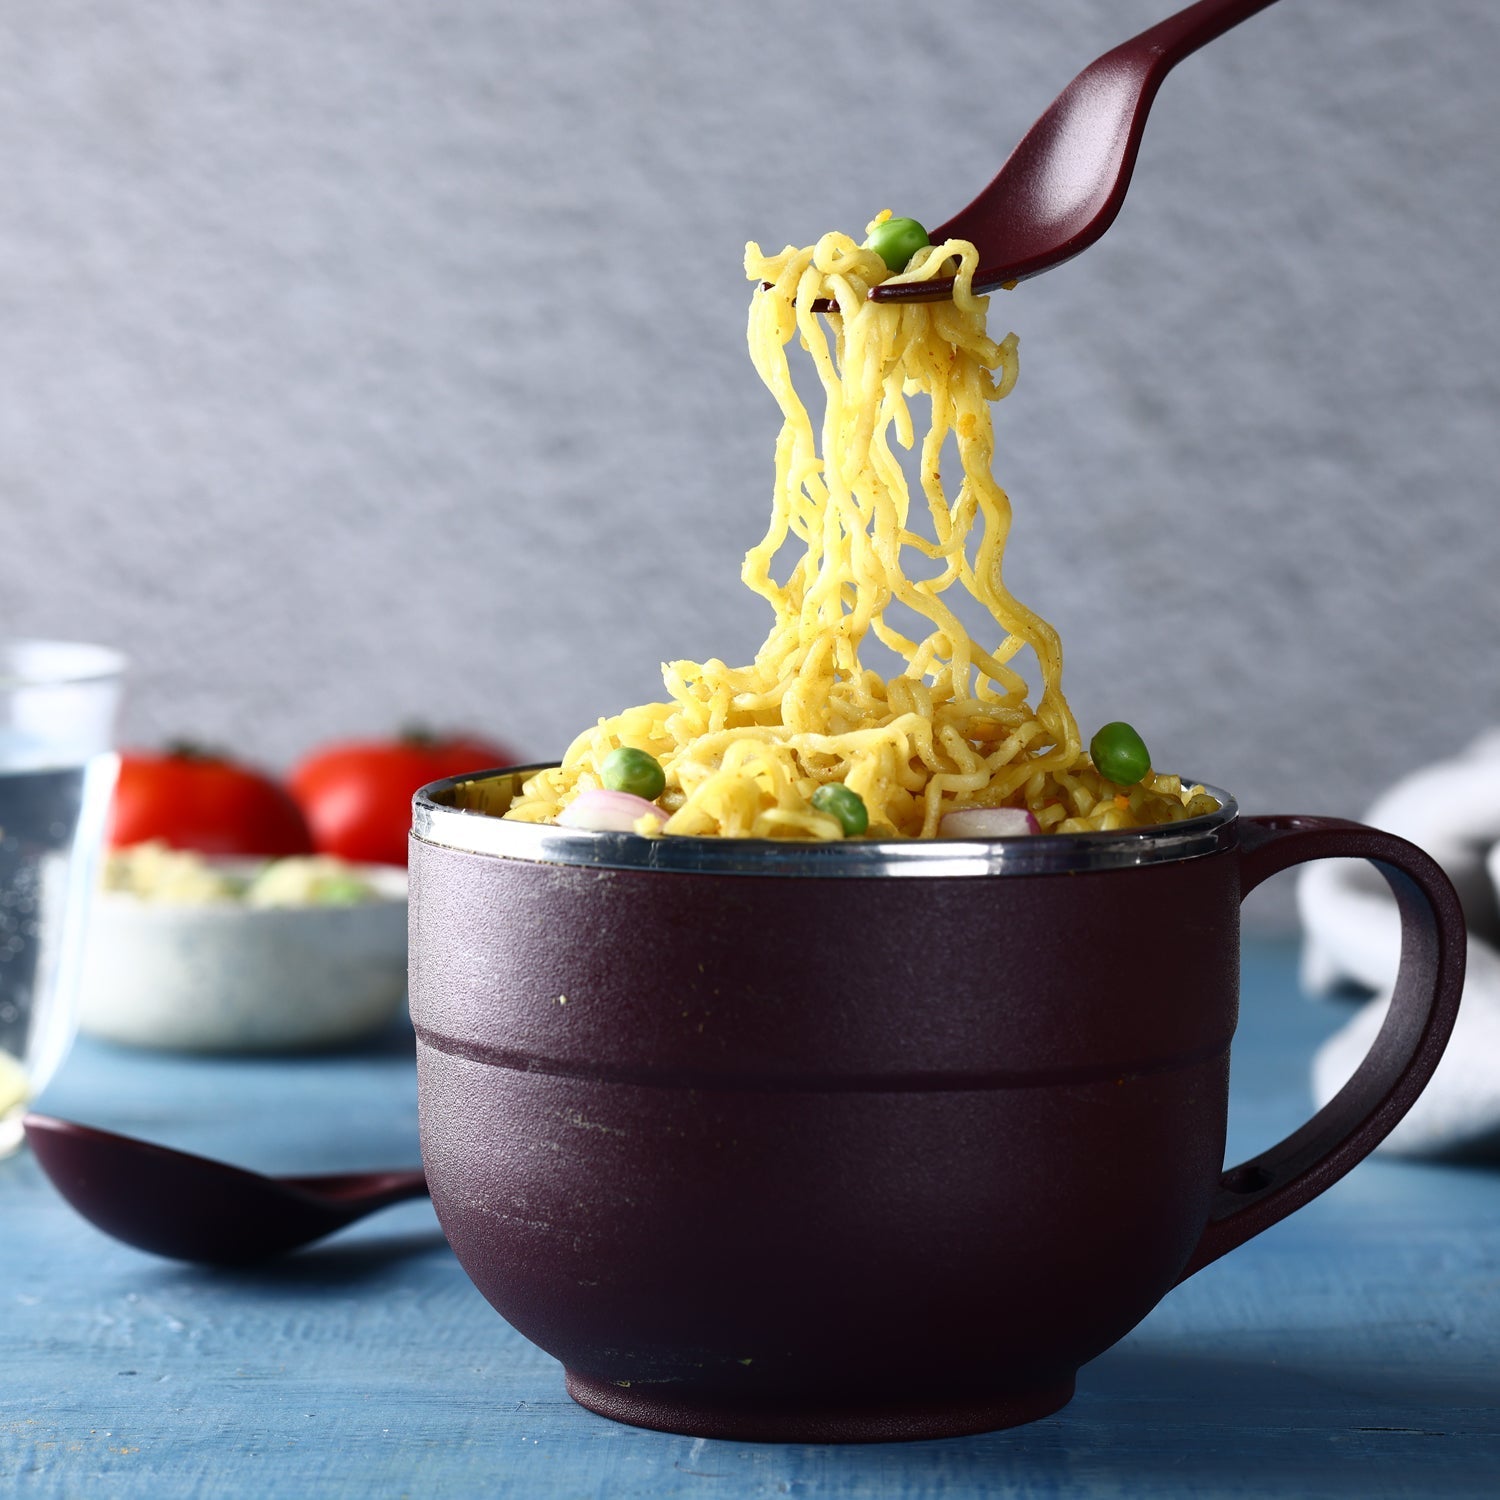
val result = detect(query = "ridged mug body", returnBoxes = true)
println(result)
[409,771,1242,1440]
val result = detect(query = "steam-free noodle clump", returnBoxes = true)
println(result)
[506,219,1215,839]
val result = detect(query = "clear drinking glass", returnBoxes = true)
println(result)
[0,641,125,1156]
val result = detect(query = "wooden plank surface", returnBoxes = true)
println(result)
[3,938,1497,1498]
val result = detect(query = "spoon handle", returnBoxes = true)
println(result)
[1134,0,1283,74]
[279,1169,429,1207]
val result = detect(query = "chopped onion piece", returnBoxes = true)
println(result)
[557,788,667,834]
[939,806,1040,839]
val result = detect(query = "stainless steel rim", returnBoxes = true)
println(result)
[412,765,1239,878]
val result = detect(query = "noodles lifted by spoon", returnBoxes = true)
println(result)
[506,218,1214,840]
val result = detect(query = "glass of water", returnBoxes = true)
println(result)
[0,641,125,1156]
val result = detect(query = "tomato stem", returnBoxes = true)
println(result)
[161,739,226,763]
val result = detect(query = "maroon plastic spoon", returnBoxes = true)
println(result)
[22,1112,429,1266]
[871,0,1283,303]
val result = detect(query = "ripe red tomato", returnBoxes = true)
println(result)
[289,733,518,866]
[108,749,315,858]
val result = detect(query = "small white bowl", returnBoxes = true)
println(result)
[77,864,408,1052]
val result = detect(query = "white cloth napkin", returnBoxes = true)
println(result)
[1297,729,1500,1158]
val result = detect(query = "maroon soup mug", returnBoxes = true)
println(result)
[409,767,1464,1443]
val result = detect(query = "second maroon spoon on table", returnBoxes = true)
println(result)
[22,1113,429,1266]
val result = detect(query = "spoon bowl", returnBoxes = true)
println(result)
[871,0,1283,302]
[22,1112,428,1266]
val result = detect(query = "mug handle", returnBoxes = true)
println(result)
[1177,814,1466,1281]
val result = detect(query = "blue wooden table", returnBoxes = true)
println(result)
[3,938,1498,1498]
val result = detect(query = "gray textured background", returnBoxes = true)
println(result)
[2,1,1497,926]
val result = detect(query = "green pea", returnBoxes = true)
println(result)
[812,782,869,837]
[601,747,666,801]
[1090,722,1151,786]
[863,216,931,274]
[311,874,372,906]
